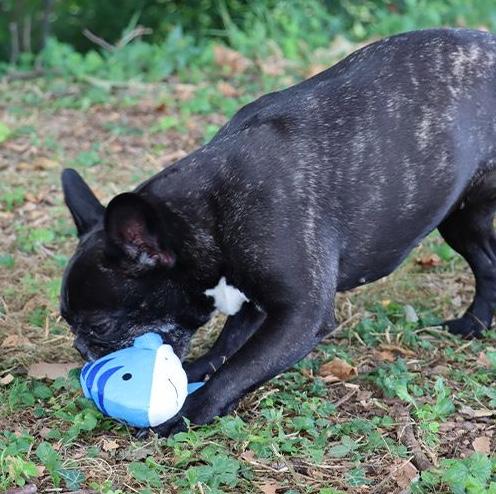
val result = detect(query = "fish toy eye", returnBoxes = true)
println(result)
[122,373,132,381]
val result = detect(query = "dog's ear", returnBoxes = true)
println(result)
[62,168,105,236]
[104,192,175,269]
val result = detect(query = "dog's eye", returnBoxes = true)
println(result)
[122,373,132,381]
[87,321,112,337]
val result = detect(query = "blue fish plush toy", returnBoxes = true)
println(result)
[80,332,203,428]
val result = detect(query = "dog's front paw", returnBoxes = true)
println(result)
[152,412,189,437]
[151,386,237,437]
[183,359,213,382]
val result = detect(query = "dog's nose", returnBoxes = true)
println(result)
[74,337,90,360]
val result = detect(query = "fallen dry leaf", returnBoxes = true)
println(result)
[460,405,496,418]
[34,157,59,170]
[439,421,457,433]
[24,192,39,204]
[241,450,257,463]
[4,140,30,153]
[431,365,450,376]
[39,427,52,439]
[473,436,491,453]
[259,482,279,494]
[476,352,492,369]
[357,389,373,401]
[393,460,418,488]
[305,63,327,78]
[213,45,251,75]
[319,357,357,382]
[102,439,120,452]
[416,254,441,268]
[124,446,154,461]
[16,161,34,171]
[28,362,79,380]
[2,334,31,348]
[160,149,187,164]
[379,343,416,357]
[217,81,239,97]
[174,83,196,101]
[258,56,289,76]
[0,374,14,385]
[305,63,328,77]
[17,160,60,171]
[374,349,396,362]
[300,367,313,379]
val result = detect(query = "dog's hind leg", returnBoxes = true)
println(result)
[438,171,496,337]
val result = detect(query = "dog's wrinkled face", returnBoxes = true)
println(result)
[60,169,212,361]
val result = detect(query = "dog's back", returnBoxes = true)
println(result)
[206,29,496,289]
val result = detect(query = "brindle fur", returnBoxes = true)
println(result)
[61,29,496,435]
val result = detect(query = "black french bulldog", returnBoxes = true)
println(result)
[61,28,496,436]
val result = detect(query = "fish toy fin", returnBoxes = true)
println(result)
[187,382,204,394]
[133,332,164,350]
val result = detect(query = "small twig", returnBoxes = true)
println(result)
[123,484,140,493]
[83,26,152,53]
[116,26,152,49]
[333,311,362,335]
[454,339,474,354]
[333,383,359,407]
[351,330,367,347]
[298,460,349,470]
[392,405,433,471]
[82,28,115,52]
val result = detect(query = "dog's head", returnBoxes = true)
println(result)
[60,169,213,361]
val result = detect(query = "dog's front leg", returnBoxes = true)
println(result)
[184,302,266,382]
[153,272,337,437]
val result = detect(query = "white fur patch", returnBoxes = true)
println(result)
[204,277,249,316]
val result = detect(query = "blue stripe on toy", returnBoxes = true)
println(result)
[85,357,114,392]
[80,362,92,380]
[95,365,124,415]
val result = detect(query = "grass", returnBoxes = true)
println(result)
[1,37,496,494]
